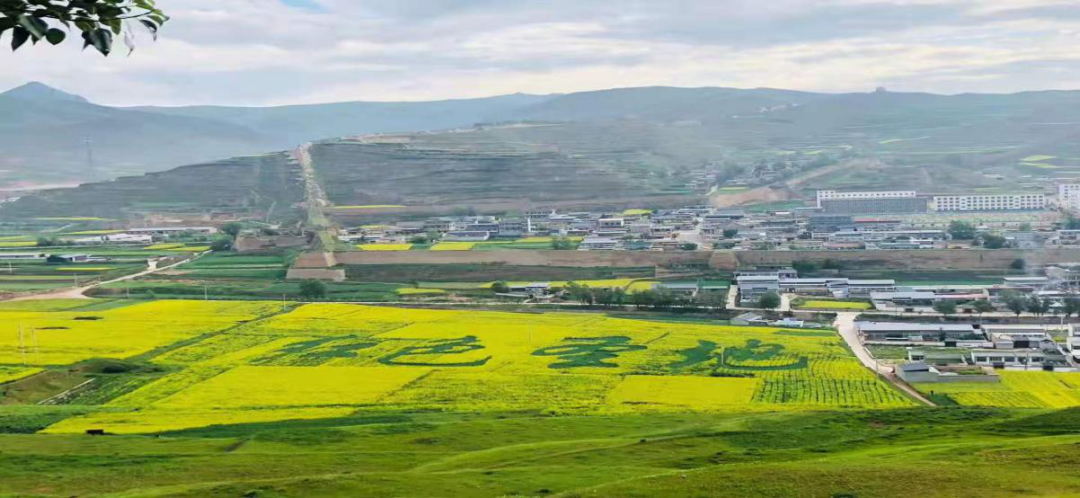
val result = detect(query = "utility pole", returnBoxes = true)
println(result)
[17,325,26,366]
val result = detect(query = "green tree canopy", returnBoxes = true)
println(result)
[757,292,781,310]
[1,0,167,56]
[299,279,328,300]
[947,220,977,240]
[932,300,957,316]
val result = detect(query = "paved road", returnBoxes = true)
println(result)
[7,254,203,302]
[834,311,935,406]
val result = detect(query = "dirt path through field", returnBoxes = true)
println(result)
[6,253,205,302]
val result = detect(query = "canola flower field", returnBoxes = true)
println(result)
[2,300,918,435]
[915,371,1080,409]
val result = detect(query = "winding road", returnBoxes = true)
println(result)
[834,311,935,406]
[7,253,204,302]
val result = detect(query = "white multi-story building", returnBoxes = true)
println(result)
[816,190,917,208]
[932,194,1046,212]
[1059,184,1080,210]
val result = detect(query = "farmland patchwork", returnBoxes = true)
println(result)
[3,301,913,434]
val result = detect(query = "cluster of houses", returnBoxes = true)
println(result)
[342,208,710,251]
[67,227,218,246]
[734,267,900,306]
[338,182,1080,252]
[735,263,1080,312]
[859,321,1080,380]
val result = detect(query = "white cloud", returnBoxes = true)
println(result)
[1,0,1078,105]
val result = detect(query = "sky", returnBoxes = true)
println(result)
[2,0,1080,106]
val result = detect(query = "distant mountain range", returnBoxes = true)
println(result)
[4,81,1080,192]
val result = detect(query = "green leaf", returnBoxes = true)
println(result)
[45,28,65,45]
[10,25,29,50]
[89,27,111,55]
[138,19,157,40]
[17,14,47,39]
[107,18,121,35]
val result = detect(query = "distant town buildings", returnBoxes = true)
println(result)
[932,194,1046,212]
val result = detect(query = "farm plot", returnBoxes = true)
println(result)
[915,371,1080,409]
[796,299,873,311]
[43,302,913,434]
[0,300,279,365]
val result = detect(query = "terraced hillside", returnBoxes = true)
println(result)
[311,130,705,210]
[0,153,304,221]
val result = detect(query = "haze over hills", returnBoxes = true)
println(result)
[5,82,1080,220]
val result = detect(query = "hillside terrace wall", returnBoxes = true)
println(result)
[296,250,713,269]
[294,248,1080,271]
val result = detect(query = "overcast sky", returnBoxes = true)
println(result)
[2,0,1079,106]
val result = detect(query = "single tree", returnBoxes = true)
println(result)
[933,300,957,316]
[680,242,698,251]
[695,291,726,313]
[1010,259,1026,271]
[220,222,243,238]
[1002,292,1027,317]
[971,299,995,315]
[1025,295,1048,316]
[298,279,328,300]
[490,281,510,293]
[209,237,232,252]
[550,237,575,250]
[757,292,781,310]
[791,261,817,274]
[1063,298,1080,318]
[947,220,977,240]
[1,0,167,56]
[980,234,1007,249]
[722,228,739,239]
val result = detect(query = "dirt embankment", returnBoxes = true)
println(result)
[295,250,714,269]
[295,248,1080,272]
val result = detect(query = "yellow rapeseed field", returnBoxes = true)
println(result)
[396,288,446,295]
[357,244,413,251]
[144,243,185,250]
[0,300,279,365]
[916,371,1080,409]
[43,407,355,434]
[0,241,36,247]
[430,242,476,251]
[0,366,42,384]
[607,375,760,411]
[157,366,431,408]
[37,301,913,434]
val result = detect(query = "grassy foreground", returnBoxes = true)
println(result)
[2,407,1080,496]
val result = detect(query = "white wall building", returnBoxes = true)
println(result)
[932,194,1046,212]
[1059,184,1080,210]
[816,190,917,208]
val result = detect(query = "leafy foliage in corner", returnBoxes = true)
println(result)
[0,0,167,56]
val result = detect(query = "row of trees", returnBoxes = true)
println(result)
[931,293,1080,317]
[560,283,728,312]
